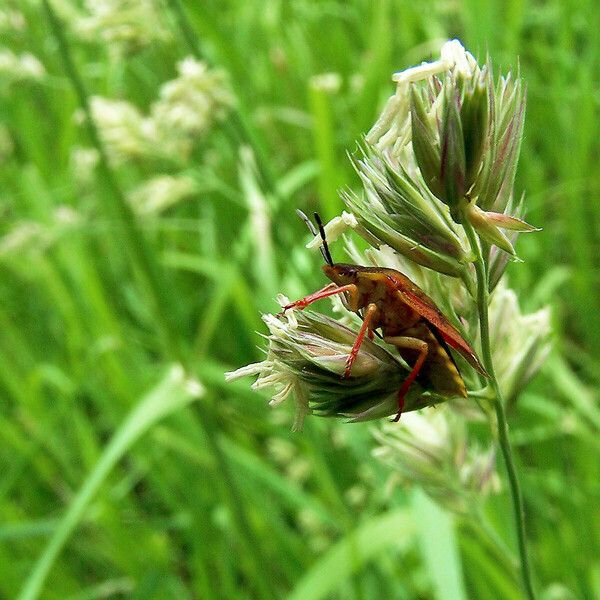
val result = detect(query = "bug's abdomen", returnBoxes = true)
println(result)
[396,322,467,398]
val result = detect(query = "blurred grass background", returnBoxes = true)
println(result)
[1,1,600,599]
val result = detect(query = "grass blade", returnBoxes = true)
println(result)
[287,509,415,600]
[18,366,203,600]
[412,489,468,600]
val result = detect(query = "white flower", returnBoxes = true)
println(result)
[309,73,342,93]
[70,146,100,186]
[0,9,25,33]
[84,59,233,164]
[0,222,49,257]
[487,285,552,402]
[305,211,358,251]
[0,208,82,259]
[88,97,156,163]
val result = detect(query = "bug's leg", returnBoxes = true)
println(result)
[343,303,378,379]
[358,308,376,340]
[279,284,358,315]
[383,336,429,422]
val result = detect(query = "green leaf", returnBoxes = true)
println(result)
[412,489,468,600]
[18,366,203,600]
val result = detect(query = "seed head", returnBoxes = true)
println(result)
[76,0,171,53]
[226,304,452,430]
[151,58,235,140]
[373,409,499,514]
[128,174,198,216]
[352,40,537,271]
[344,143,469,278]
[485,284,552,404]
[0,49,45,84]
[85,59,234,165]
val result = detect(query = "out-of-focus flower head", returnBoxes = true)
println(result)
[151,57,235,140]
[76,0,171,53]
[373,408,500,514]
[0,207,82,261]
[0,9,25,34]
[83,58,234,165]
[485,284,551,404]
[86,97,157,163]
[226,301,451,431]
[0,49,45,85]
[70,146,100,188]
[128,174,198,216]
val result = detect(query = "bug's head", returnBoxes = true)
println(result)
[322,263,359,286]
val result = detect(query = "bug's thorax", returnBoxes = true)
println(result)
[323,263,422,335]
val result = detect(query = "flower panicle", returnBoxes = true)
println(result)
[372,410,500,514]
[127,174,198,216]
[226,304,452,430]
[75,0,171,53]
[342,142,470,279]
[82,57,233,165]
[0,49,45,83]
[228,39,550,442]
[345,40,538,281]
[485,284,552,403]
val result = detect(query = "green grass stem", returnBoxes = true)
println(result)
[462,216,537,600]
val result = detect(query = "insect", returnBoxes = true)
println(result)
[280,211,488,422]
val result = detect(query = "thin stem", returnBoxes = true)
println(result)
[462,216,537,600]
[462,510,519,576]
[473,507,519,571]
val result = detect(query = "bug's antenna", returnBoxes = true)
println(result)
[296,210,334,266]
[296,209,317,236]
[313,212,334,266]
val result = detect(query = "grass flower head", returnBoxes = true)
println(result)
[373,409,499,514]
[226,302,452,430]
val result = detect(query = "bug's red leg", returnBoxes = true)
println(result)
[383,336,429,422]
[279,284,358,315]
[343,303,378,379]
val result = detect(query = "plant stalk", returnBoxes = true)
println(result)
[462,216,537,600]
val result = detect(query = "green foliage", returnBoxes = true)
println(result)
[1,0,600,599]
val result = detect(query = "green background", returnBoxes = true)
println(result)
[2,1,600,599]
